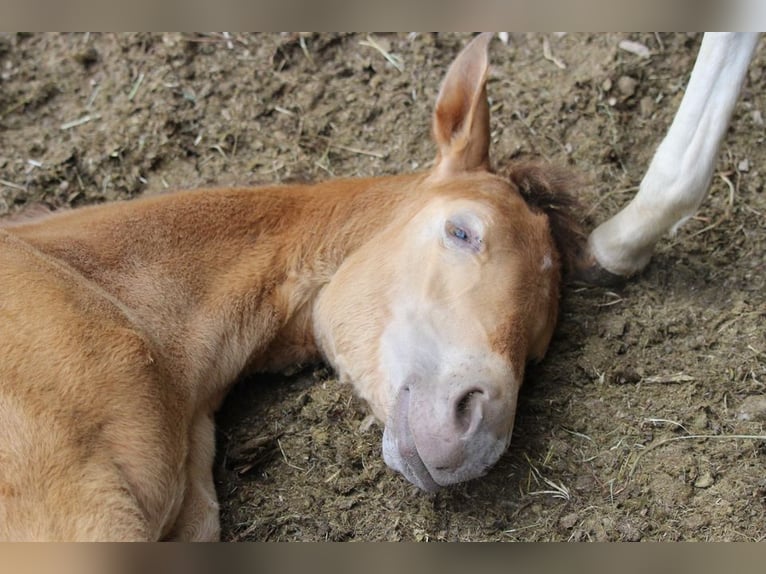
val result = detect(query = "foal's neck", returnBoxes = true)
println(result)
[12,173,424,402]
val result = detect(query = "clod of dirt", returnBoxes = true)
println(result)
[559,512,579,529]
[694,472,715,489]
[602,316,628,339]
[612,368,641,385]
[691,409,710,431]
[736,395,766,422]
[617,520,642,541]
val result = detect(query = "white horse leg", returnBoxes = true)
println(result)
[588,33,760,277]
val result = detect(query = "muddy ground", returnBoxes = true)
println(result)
[1,33,764,541]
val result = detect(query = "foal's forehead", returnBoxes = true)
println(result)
[423,173,530,220]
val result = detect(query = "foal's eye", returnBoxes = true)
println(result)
[444,216,484,254]
[451,225,469,241]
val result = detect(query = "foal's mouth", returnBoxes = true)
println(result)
[382,380,511,492]
[382,387,441,493]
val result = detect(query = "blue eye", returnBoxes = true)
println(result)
[445,218,483,253]
[451,226,469,241]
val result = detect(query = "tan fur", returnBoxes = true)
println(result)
[0,34,581,540]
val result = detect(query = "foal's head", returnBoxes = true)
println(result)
[313,33,582,491]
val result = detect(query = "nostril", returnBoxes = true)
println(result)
[454,388,485,433]
[456,390,478,416]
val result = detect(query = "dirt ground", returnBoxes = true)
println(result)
[1,32,764,541]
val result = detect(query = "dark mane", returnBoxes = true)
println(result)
[498,160,587,278]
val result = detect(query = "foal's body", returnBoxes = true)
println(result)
[0,175,419,540]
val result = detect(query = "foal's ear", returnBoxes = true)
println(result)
[431,33,493,178]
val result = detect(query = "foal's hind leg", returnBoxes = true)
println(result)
[169,413,220,541]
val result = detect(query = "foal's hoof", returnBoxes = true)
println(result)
[572,252,628,287]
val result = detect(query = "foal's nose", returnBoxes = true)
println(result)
[422,381,500,475]
[395,366,515,488]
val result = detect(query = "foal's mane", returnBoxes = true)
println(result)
[498,160,587,278]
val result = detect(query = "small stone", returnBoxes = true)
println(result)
[601,78,613,92]
[639,96,654,117]
[617,75,638,98]
[738,158,750,173]
[619,40,651,59]
[694,472,714,489]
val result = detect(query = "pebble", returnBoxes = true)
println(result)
[618,40,651,59]
[639,96,654,117]
[694,472,714,489]
[738,158,750,173]
[617,75,638,98]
